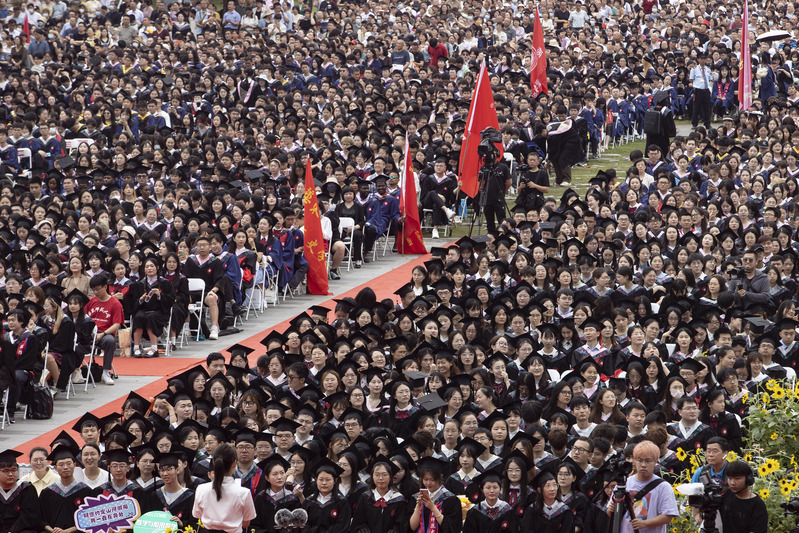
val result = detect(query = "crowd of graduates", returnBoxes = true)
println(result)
[2,0,799,530]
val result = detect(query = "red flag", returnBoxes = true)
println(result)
[302,156,330,295]
[739,0,752,111]
[530,7,547,98]
[399,134,427,255]
[22,15,30,44]
[458,60,503,198]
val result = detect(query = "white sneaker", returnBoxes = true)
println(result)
[101,371,114,385]
[445,207,455,220]
[208,326,219,340]
[71,369,86,384]
[431,228,440,239]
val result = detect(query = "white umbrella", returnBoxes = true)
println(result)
[756,30,792,42]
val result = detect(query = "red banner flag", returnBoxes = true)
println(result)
[739,0,752,111]
[459,60,503,198]
[302,157,330,295]
[22,15,30,44]
[399,134,427,254]
[530,7,547,98]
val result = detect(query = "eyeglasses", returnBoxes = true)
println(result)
[572,446,589,454]
[241,400,256,406]
[236,444,254,451]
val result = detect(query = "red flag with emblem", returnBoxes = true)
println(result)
[530,6,547,98]
[399,134,427,254]
[459,60,503,198]
[302,156,330,295]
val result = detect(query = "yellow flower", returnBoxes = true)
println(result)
[676,448,688,461]
[689,456,699,468]
[762,393,771,404]
[767,458,781,473]
[745,453,753,462]
[165,529,173,533]
[742,393,749,404]
[773,388,786,400]
[782,486,791,495]
[760,489,770,499]
[771,433,779,440]
[759,464,770,477]
[766,380,776,391]
[726,451,738,462]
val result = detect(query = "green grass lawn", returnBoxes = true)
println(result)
[440,134,647,239]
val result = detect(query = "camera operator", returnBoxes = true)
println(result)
[606,441,678,533]
[727,249,772,309]
[717,461,768,533]
[480,139,511,234]
[515,151,549,213]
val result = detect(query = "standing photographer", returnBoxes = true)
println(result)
[607,441,678,533]
[478,130,511,234]
[717,461,768,533]
[515,151,549,213]
[727,248,772,309]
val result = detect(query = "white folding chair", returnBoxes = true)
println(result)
[164,307,174,357]
[186,278,206,342]
[0,389,9,429]
[16,148,32,175]
[339,217,355,272]
[245,260,267,319]
[84,325,99,393]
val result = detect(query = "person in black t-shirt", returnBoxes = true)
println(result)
[516,152,550,212]
[717,461,768,533]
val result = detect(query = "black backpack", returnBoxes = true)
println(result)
[643,109,663,136]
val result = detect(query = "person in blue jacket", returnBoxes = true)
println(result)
[355,179,383,265]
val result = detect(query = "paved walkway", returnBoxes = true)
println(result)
[2,248,435,450]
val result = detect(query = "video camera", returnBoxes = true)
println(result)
[477,127,501,163]
[728,266,745,281]
[607,452,633,484]
[688,469,724,533]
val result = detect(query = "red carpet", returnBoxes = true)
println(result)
[14,252,433,455]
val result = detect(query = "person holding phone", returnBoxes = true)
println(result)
[409,457,463,533]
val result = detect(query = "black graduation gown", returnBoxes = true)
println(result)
[0,481,38,533]
[250,489,301,533]
[668,422,714,454]
[409,488,463,533]
[39,482,95,530]
[94,480,148,506]
[302,494,352,533]
[463,501,519,533]
[350,490,409,533]
[339,481,368,516]
[560,491,589,531]
[707,412,743,453]
[444,470,477,497]
[145,485,197,529]
[583,500,610,533]
[521,500,575,533]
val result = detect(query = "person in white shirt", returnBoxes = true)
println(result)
[192,443,256,533]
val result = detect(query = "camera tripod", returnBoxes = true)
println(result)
[466,155,512,237]
[608,479,639,533]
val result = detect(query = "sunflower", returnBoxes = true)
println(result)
[767,458,781,473]
[762,393,771,404]
[726,451,738,462]
[782,486,792,496]
[759,464,771,477]
[771,433,779,441]
[760,489,770,499]
[676,448,688,461]
[766,380,777,391]
[773,388,786,400]
[745,453,753,462]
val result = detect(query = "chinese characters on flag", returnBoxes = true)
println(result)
[302,156,330,295]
